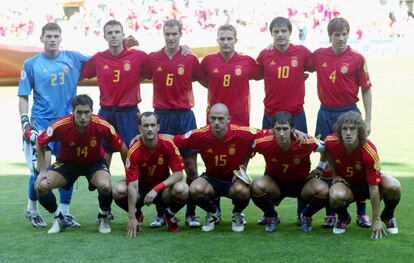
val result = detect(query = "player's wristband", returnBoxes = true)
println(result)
[21,114,29,129]
[152,182,166,193]
[316,161,327,172]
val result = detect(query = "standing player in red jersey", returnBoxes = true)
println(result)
[144,20,201,228]
[199,24,261,126]
[251,112,328,233]
[308,17,373,228]
[256,16,313,226]
[35,95,128,234]
[82,20,149,167]
[174,103,259,232]
[111,112,189,237]
[324,112,400,238]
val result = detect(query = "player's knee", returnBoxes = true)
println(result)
[232,183,250,199]
[172,182,189,200]
[112,182,127,200]
[252,179,266,195]
[313,181,329,197]
[329,190,348,208]
[98,181,112,195]
[35,179,51,196]
[189,182,204,199]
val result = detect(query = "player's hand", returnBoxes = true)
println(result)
[304,73,310,81]
[365,120,371,137]
[144,190,158,205]
[123,35,139,49]
[23,123,39,145]
[292,129,311,145]
[127,217,139,238]
[371,218,386,239]
[180,45,192,56]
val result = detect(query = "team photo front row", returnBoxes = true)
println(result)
[32,95,400,239]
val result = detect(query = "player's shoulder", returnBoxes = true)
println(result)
[91,115,116,131]
[159,135,176,145]
[148,48,163,58]
[361,140,378,155]
[51,115,72,129]
[324,134,339,146]
[23,53,43,66]
[298,136,318,145]
[348,47,366,60]
[255,134,274,144]
[230,124,259,135]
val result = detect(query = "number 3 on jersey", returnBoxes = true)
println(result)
[113,69,120,83]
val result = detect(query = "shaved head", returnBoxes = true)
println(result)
[209,103,229,116]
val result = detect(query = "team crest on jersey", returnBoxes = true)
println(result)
[291,57,298,67]
[20,70,27,80]
[103,65,109,70]
[235,66,242,76]
[293,158,301,165]
[374,161,381,171]
[270,60,276,65]
[90,138,97,147]
[63,65,69,73]
[177,64,185,75]
[355,162,362,171]
[213,68,219,73]
[125,158,131,169]
[46,126,54,137]
[42,68,48,73]
[158,155,164,165]
[124,62,131,71]
[228,145,236,155]
[340,64,349,74]
[322,62,328,68]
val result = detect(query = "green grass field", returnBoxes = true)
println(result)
[0,57,413,262]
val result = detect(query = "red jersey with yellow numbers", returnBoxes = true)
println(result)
[145,48,200,110]
[125,135,185,188]
[324,134,381,185]
[37,114,123,165]
[82,48,149,107]
[308,46,372,107]
[199,52,261,126]
[257,44,313,115]
[174,124,260,181]
[253,135,318,182]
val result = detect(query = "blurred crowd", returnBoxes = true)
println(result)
[1,0,413,54]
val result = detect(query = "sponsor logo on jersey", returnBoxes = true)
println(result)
[235,66,242,76]
[270,60,276,65]
[322,62,328,68]
[271,158,277,162]
[42,68,48,73]
[291,57,298,67]
[103,65,109,70]
[70,142,75,146]
[207,148,213,153]
[156,66,163,72]
[178,64,185,75]
[213,68,219,73]
[340,64,349,74]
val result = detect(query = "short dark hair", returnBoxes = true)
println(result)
[327,17,350,36]
[272,111,294,129]
[334,111,367,145]
[163,19,183,34]
[269,17,292,34]
[72,94,93,110]
[139,112,160,125]
[217,24,237,38]
[103,20,124,35]
[41,22,61,36]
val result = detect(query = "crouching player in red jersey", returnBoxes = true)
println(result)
[251,112,328,233]
[173,103,260,232]
[35,95,128,234]
[112,112,189,237]
[324,111,401,238]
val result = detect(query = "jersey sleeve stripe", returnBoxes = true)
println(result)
[127,141,141,159]
[362,144,379,162]
[51,117,71,129]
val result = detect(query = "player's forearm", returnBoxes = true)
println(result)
[369,184,381,220]
[163,171,184,188]
[18,96,29,116]
[361,88,372,121]
[127,181,139,218]
[36,145,47,172]
[120,143,128,164]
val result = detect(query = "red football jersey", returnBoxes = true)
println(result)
[37,115,123,165]
[145,48,201,110]
[324,134,381,185]
[82,48,149,107]
[125,135,185,188]
[174,124,260,181]
[308,46,372,107]
[199,52,261,126]
[253,135,318,182]
[257,44,313,115]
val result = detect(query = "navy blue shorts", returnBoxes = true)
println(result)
[135,186,166,210]
[98,106,140,152]
[155,109,197,157]
[266,175,305,206]
[262,111,308,133]
[348,183,370,201]
[201,173,233,198]
[48,158,109,190]
[315,104,359,140]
